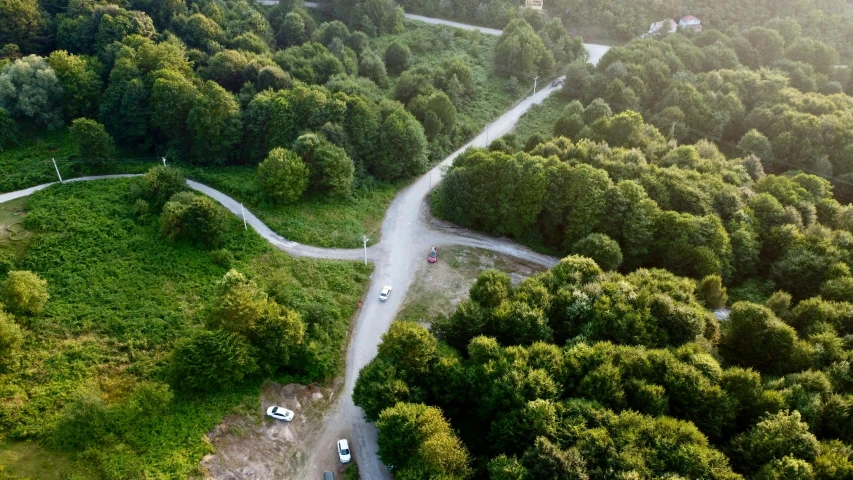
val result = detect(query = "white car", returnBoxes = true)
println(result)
[266,405,294,421]
[337,439,351,463]
[379,286,392,301]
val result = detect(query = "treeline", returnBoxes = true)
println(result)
[556,23,853,196]
[436,123,853,302]
[0,0,441,198]
[355,256,853,478]
[559,0,853,57]
[392,0,853,62]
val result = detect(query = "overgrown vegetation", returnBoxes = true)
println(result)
[0,178,370,478]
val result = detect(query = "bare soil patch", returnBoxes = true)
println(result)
[0,197,31,256]
[398,245,547,324]
[200,381,340,479]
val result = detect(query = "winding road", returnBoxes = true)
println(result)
[0,10,609,478]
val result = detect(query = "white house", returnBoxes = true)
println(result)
[525,0,543,10]
[679,15,702,32]
[648,19,677,35]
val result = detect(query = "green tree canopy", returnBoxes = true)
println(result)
[257,147,310,204]
[494,19,554,80]
[0,270,49,316]
[70,117,115,166]
[376,402,472,479]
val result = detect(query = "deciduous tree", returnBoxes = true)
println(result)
[257,147,310,204]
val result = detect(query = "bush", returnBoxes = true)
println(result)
[141,165,186,210]
[0,270,49,316]
[571,233,623,271]
[698,274,728,309]
[0,249,15,275]
[168,329,258,393]
[257,147,310,204]
[0,309,22,365]
[70,118,115,167]
[159,192,228,247]
[384,41,411,74]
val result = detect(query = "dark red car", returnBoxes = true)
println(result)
[428,247,438,263]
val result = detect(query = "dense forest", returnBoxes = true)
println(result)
[356,256,853,478]
[367,3,853,479]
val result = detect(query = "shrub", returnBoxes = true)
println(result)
[168,329,258,393]
[159,192,228,247]
[384,41,411,74]
[698,274,728,309]
[571,233,623,271]
[0,309,22,365]
[70,118,115,167]
[257,147,310,204]
[0,270,49,316]
[141,165,186,210]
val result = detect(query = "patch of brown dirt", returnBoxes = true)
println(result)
[200,381,338,480]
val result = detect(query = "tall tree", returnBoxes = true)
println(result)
[0,55,63,128]
[494,19,554,80]
[69,117,115,166]
[186,81,242,165]
[376,402,472,479]
[256,147,310,204]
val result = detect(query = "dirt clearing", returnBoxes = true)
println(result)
[398,245,547,324]
[201,381,355,479]
[0,197,31,257]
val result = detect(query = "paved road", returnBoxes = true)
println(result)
[2,9,608,477]
[264,1,611,66]
[0,77,564,478]
[299,73,570,478]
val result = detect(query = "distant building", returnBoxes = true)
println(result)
[648,19,677,35]
[525,0,543,10]
[679,15,702,32]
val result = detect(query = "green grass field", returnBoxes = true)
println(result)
[0,179,371,479]
[180,165,399,248]
[511,94,565,144]
[372,21,528,160]
[0,129,159,195]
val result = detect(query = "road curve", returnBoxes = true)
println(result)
[287,1,612,65]
[2,7,602,476]
[301,67,568,479]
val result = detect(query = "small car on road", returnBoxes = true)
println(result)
[379,286,392,301]
[551,79,563,87]
[428,247,438,264]
[266,406,294,421]
[337,439,351,463]
[323,471,334,480]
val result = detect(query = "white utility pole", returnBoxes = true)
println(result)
[52,158,63,183]
[240,203,247,230]
[362,235,368,265]
[533,76,539,94]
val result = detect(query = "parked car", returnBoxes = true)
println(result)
[323,471,334,480]
[551,79,563,87]
[379,286,392,301]
[337,439,351,463]
[428,247,438,263]
[266,406,294,421]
